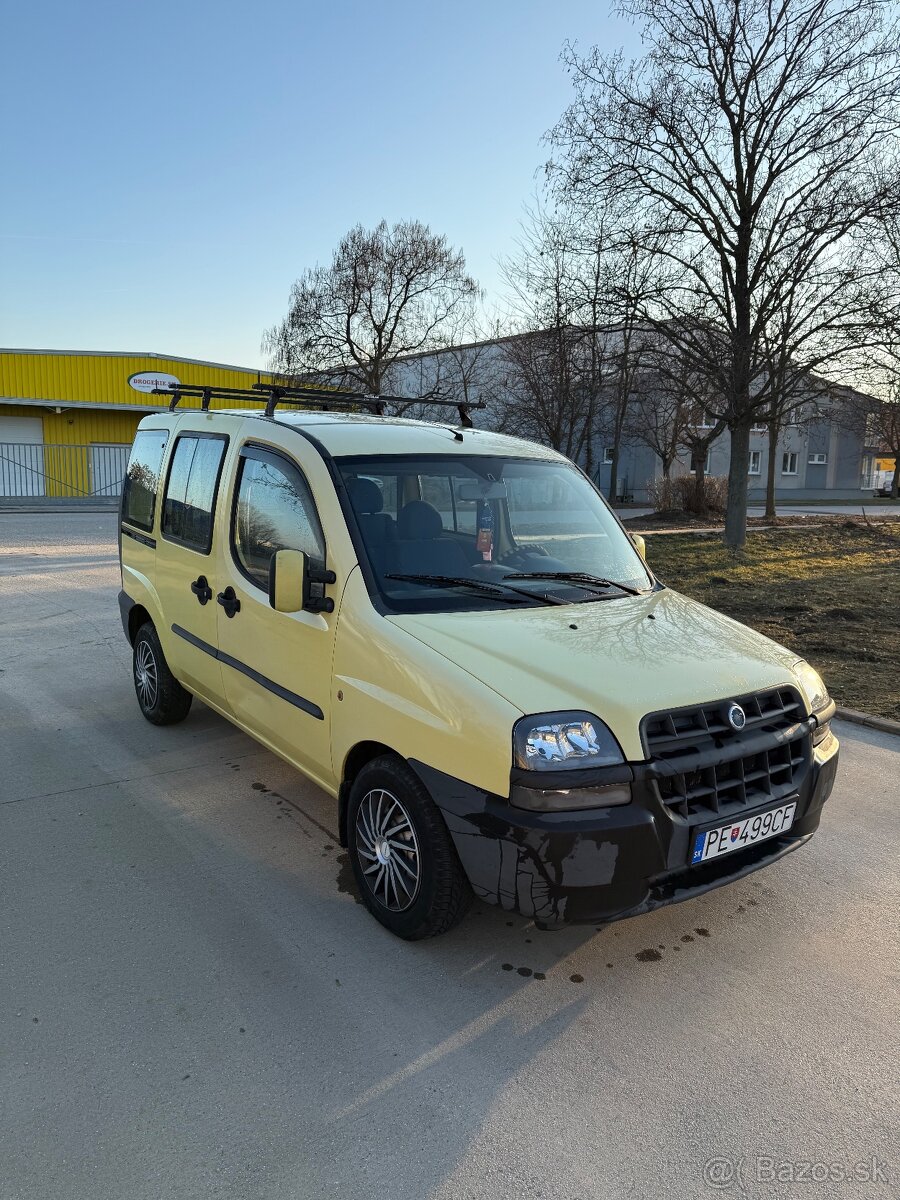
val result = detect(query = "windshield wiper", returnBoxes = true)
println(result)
[384,573,567,605]
[502,571,643,597]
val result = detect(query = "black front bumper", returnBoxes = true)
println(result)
[410,732,839,928]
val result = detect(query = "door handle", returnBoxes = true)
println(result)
[190,575,213,605]
[216,586,241,618]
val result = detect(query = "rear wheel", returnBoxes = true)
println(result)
[133,622,192,725]
[348,756,471,939]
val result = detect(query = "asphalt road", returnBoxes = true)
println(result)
[1,513,897,1200]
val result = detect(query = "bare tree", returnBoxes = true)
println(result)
[497,204,598,459]
[757,317,834,517]
[550,0,900,548]
[263,220,480,398]
[838,385,900,496]
[390,312,505,420]
[627,377,691,479]
[842,205,900,496]
[870,396,900,496]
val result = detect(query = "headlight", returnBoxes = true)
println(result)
[513,711,624,772]
[793,660,831,714]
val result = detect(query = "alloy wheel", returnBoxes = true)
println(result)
[355,788,421,911]
[135,640,158,710]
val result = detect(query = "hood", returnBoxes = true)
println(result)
[388,588,804,761]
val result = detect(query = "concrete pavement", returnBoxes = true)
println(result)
[1,513,897,1200]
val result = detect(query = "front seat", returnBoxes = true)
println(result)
[347,477,398,570]
[396,500,470,575]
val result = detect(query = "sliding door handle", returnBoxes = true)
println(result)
[216,586,241,618]
[190,576,213,605]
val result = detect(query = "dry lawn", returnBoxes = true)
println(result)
[645,521,900,721]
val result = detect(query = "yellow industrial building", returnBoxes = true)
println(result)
[0,349,278,499]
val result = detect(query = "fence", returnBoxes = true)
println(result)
[0,442,130,500]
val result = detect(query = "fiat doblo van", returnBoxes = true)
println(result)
[118,395,839,939]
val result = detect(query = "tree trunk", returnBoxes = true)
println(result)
[724,416,752,551]
[765,418,778,520]
[691,450,706,515]
[892,456,899,499]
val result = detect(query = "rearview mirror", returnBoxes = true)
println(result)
[457,481,508,501]
[631,533,647,561]
[269,548,306,613]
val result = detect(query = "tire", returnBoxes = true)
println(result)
[347,756,472,939]
[132,622,192,726]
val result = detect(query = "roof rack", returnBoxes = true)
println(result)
[152,382,486,427]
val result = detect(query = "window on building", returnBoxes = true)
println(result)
[697,412,715,429]
[750,422,768,433]
[162,435,228,553]
[748,450,761,475]
[233,450,325,591]
[782,452,799,475]
[122,429,169,531]
[603,447,615,464]
[808,452,828,465]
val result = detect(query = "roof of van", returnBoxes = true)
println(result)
[176,408,566,461]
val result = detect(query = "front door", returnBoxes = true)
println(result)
[154,424,231,706]
[215,442,336,789]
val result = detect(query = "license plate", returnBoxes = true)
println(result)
[691,801,797,865]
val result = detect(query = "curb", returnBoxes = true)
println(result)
[834,707,900,737]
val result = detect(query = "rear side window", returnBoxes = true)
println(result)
[233,449,325,591]
[162,434,228,554]
[122,429,169,531]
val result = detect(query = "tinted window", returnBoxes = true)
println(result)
[233,452,325,590]
[122,429,169,531]
[162,435,227,553]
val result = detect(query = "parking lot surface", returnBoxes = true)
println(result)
[1,513,897,1200]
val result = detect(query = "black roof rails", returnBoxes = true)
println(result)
[152,381,486,426]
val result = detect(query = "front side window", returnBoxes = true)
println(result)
[233,450,325,591]
[748,450,761,475]
[122,429,168,531]
[339,453,652,612]
[782,452,798,475]
[162,435,228,553]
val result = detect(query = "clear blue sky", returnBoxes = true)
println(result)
[1,1,639,368]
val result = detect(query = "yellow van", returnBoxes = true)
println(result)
[118,393,839,939]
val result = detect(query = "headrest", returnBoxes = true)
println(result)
[348,476,384,514]
[398,500,443,540]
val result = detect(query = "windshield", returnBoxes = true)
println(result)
[337,453,653,611]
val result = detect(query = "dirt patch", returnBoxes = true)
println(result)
[646,523,900,721]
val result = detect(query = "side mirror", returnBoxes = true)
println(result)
[268,549,337,614]
[631,533,647,561]
[269,548,306,613]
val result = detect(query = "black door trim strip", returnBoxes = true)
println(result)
[121,524,157,549]
[171,623,324,720]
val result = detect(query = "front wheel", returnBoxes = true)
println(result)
[133,622,192,725]
[347,757,471,939]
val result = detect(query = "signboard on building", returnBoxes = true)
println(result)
[128,371,181,394]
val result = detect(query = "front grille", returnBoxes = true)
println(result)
[641,687,810,820]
